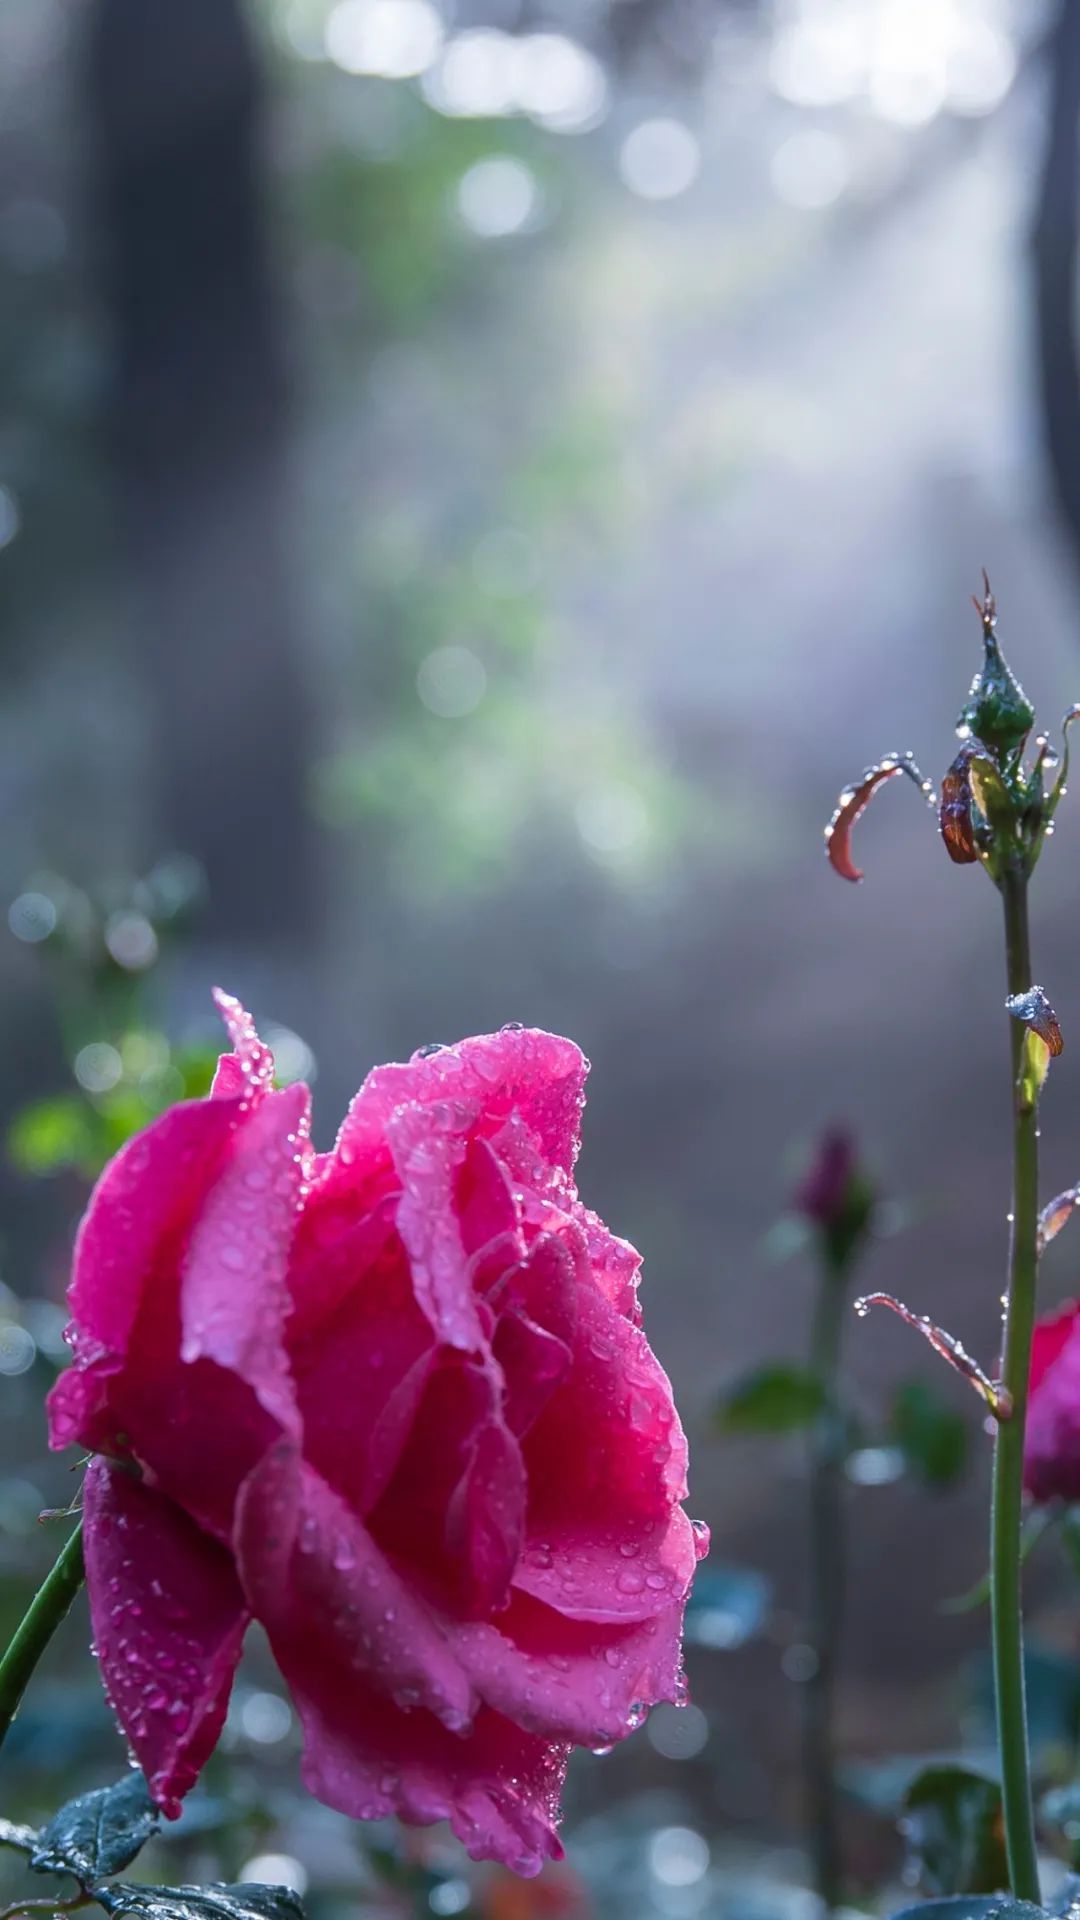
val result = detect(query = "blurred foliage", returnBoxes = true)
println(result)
[889,1381,969,1491]
[715,1362,826,1434]
[899,1764,1007,1899]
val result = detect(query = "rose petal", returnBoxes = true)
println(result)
[1025,1301,1080,1502]
[1031,1299,1080,1393]
[287,1196,398,1341]
[448,1589,685,1746]
[493,1309,572,1438]
[388,1101,486,1351]
[46,1096,238,1452]
[371,1358,526,1617]
[236,1447,475,1733]
[211,988,276,1094]
[513,1507,697,1624]
[445,1417,528,1617]
[180,1081,309,1434]
[291,1249,435,1514]
[83,1460,248,1817]
[288,1680,567,1876]
[328,1029,588,1200]
[524,1282,689,1533]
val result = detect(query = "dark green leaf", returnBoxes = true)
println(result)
[95,1885,304,1920]
[31,1774,160,1886]
[891,1380,969,1489]
[900,1764,1007,1897]
[715,1363,825,1434]
[683,1564,771,1649]
[0,1817,37,1853]
[889,1901,1043,1920]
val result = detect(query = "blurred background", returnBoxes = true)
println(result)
[5,0,1080,1914]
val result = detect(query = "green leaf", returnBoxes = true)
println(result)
[900,1764,1007,1898]
[0,1817,37,1853]
[95,1886,305,1920]
[891,1380,969,1489]
[31,1774,160,1886]
[683,1564,771,1649]
[715,1363,825,1434]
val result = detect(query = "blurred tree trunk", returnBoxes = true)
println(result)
[1034,0,1080,576]
[84,0,315,943]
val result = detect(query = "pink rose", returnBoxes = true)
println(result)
[48,993,704,1875]
[1024,1298,1080,1502]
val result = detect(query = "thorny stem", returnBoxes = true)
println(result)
[990,870,1041,1901]
[0,1523,85,1757]
[805,1261,848,1916]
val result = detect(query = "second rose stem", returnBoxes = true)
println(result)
[990,868,1041,1900]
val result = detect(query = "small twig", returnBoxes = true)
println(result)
[0,1894,89,1920]
[854,1291,1012,1419]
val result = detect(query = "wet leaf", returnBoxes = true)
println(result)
[0,1818,37,1853]
[715,1363,825,1434]
[854,1294,1009,1419]
[683,1564,771,1649]
[1006,986,1063,1058]
[95,1886,305,1920]
[939,745,980,864]
[900,1764,1007,1898]
[31,1774,160,1887]
[825,753,936,883]
[888,1900,1042,1920]
[1039,1186,1080,1254]
[890,1380,968,1488]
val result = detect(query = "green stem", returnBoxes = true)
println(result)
[0,1522,85,1755]
[805,1263,848,1915]
[990,870,1041,1901]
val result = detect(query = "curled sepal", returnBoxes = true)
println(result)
[853,1291,1011,1421]
[957,574,1034,757]
[1040,704,1080,843]
[1007,985,1063,1049]
[1038,1185,1080,1255]
[939,745,979,865]
[825,753,937,883]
